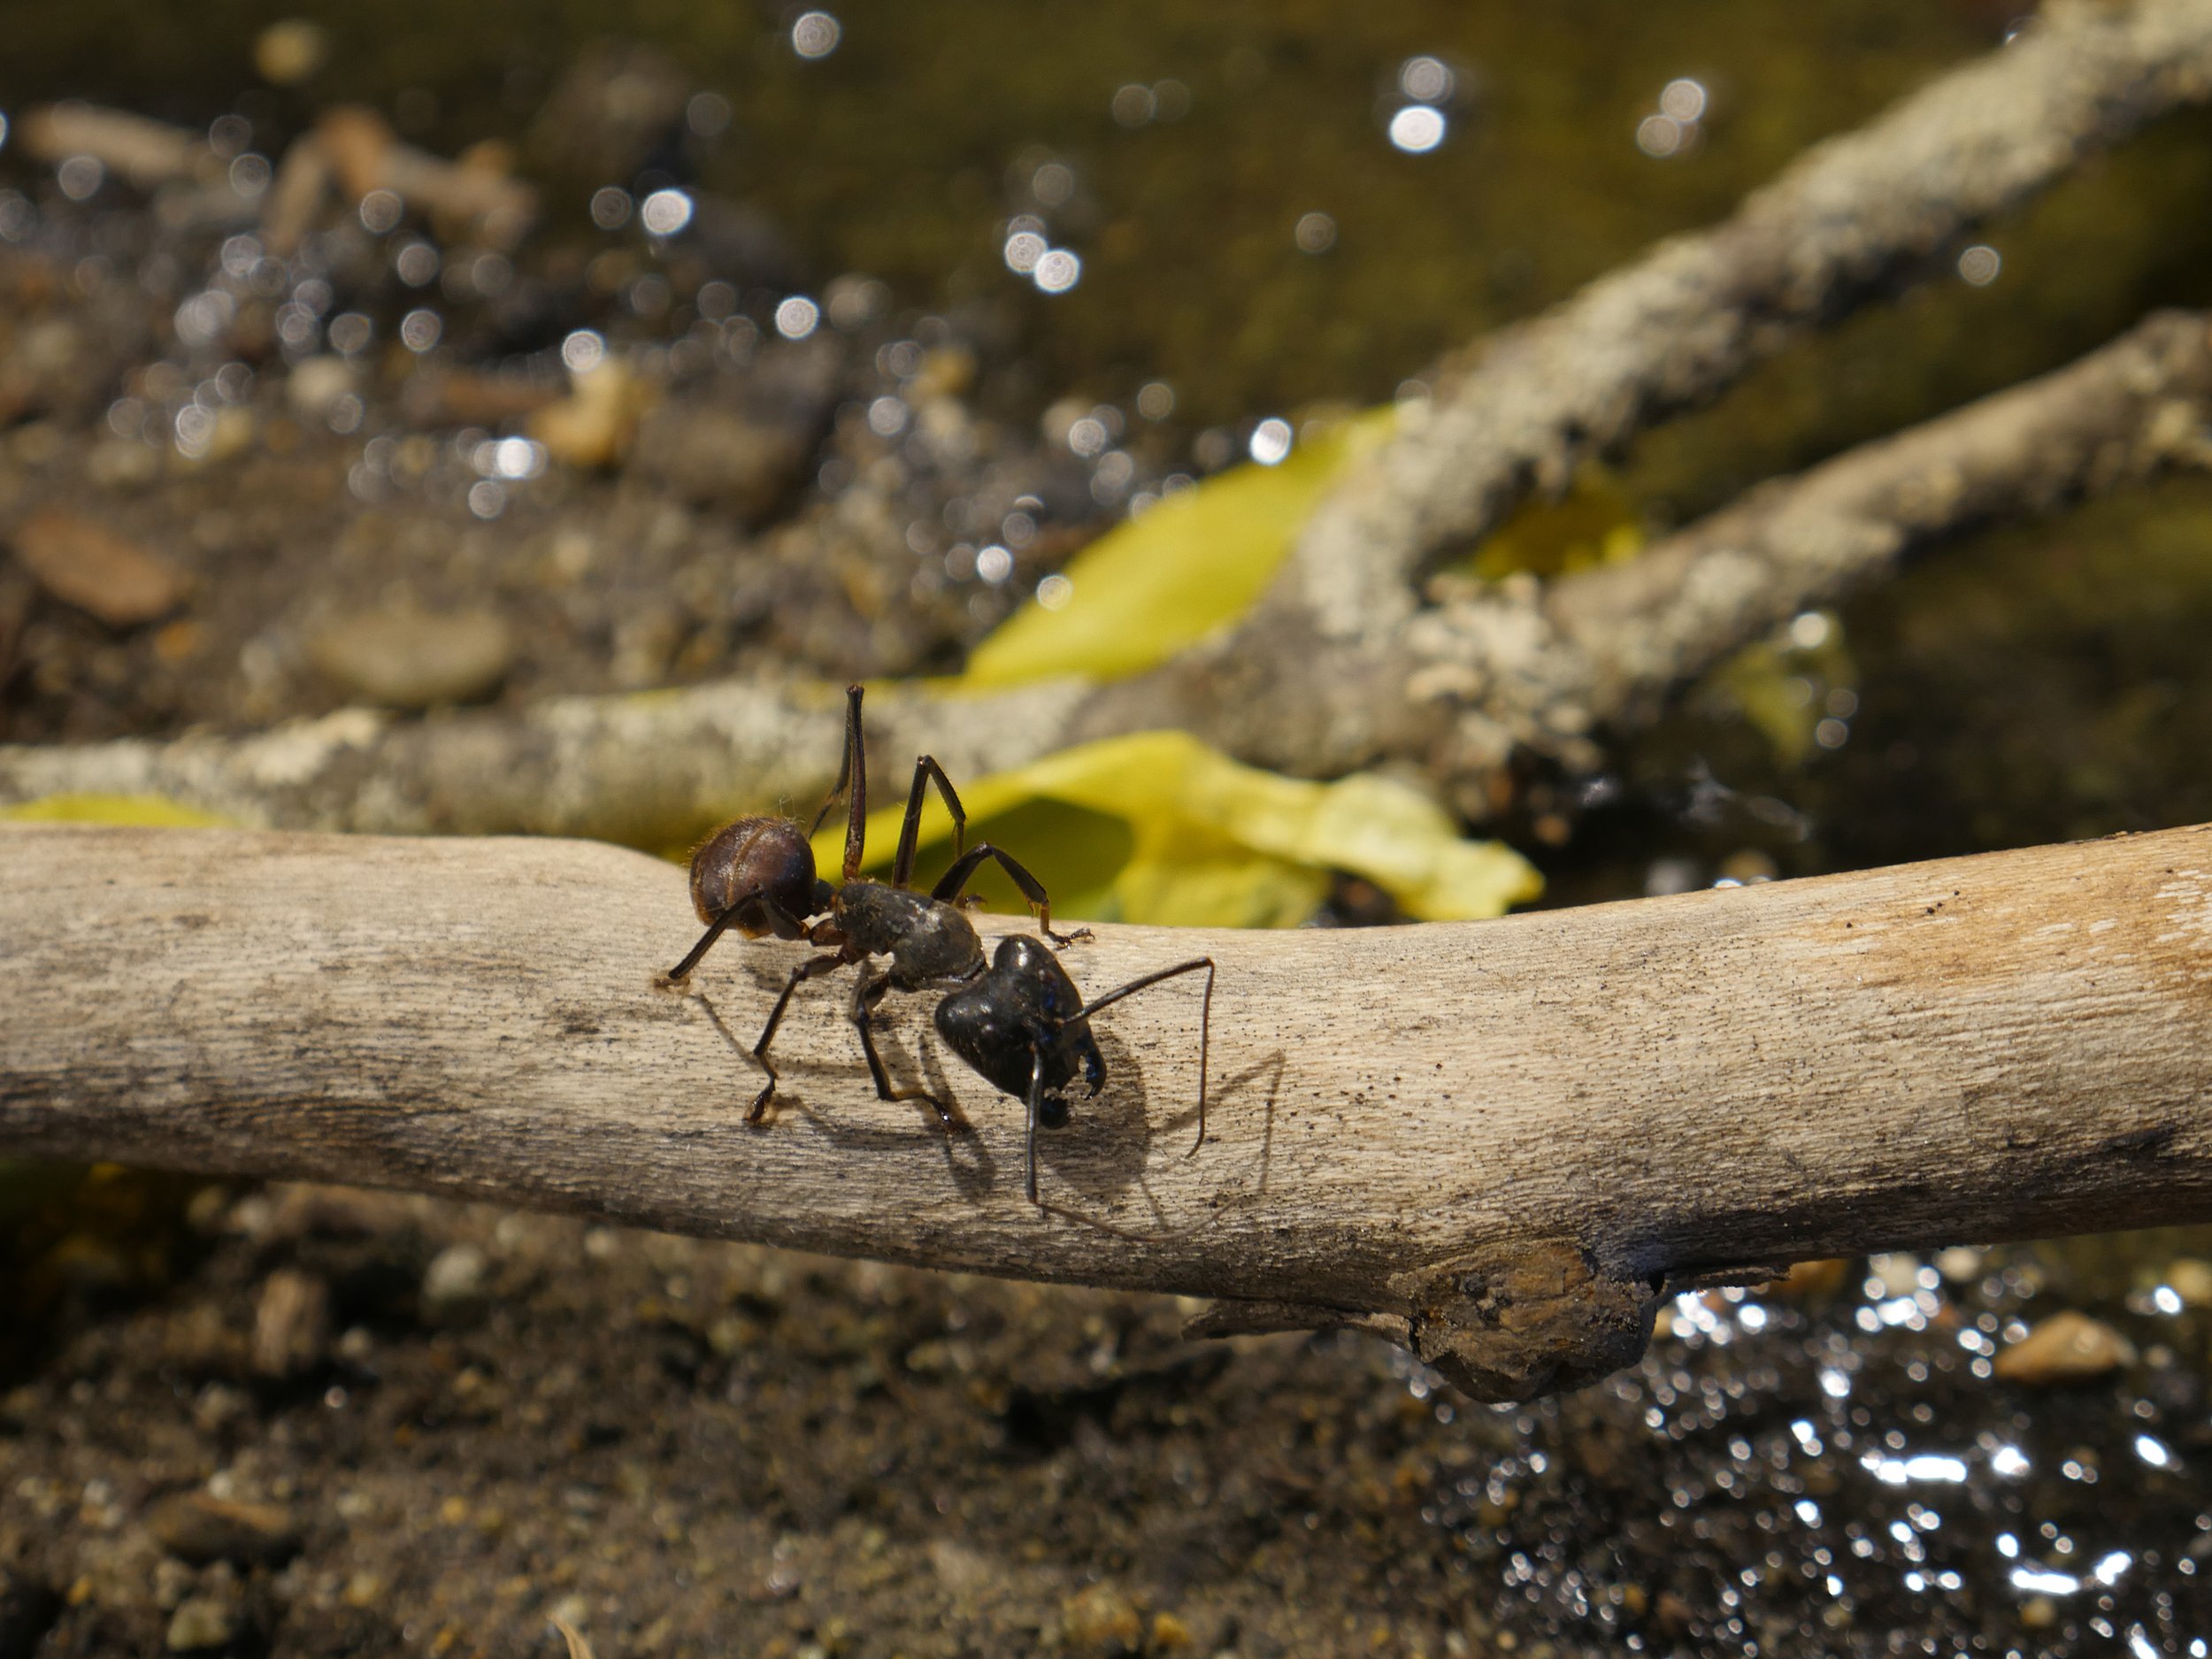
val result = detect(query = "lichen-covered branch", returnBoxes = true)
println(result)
[1396,307,2212,793]
[4,822,2210,1400]
[1266,0,2212,652]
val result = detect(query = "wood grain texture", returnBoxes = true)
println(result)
[4,822,2210,1397]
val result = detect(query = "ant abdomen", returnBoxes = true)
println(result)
[687,817,825,940]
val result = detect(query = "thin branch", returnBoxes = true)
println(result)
[1398,307,2212,788]
[5,822,2210,1400]
[1267,0,2212,651]
[0,677,1086,839]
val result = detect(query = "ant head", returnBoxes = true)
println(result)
[688,816,821,933]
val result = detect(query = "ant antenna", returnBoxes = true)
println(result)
[1075,958,1215,1157]
[663,887,762,983]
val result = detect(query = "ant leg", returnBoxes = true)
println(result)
[747,949,851,1121]
[809,684,865,841]
[891,756,967,889]
[663,891,810,983]
[815,685,871,883]
[1075,958,1216,1157]
[1025,1043,1048,1208]
[848,969,956,1130]
[929,842,1092,946]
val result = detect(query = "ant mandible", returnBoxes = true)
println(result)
[661,684,1086,1122]
[934,935,1216,1209]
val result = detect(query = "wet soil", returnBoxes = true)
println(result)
[8,1176,2212,1657]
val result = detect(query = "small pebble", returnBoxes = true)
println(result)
[251,1268,331,1379]
[1770,1258,1850,1302]
[307,608,514,708]
[286,357,358,417]
[1148,1610,1194,1650]
[254,19,330,84]
[927,1539,991,1594]
[2167,1257,2212,1308]
[165,1593,242,1652]
[1869,1252,1923,1298]
[11,508,189,627]
[1934,1247,1984,1283]
[146,1492,301,1566]
[1060,1582,1145,1657]
[422,1242,489,1324]
[629,400,813,525]
[1992,1310,2136,1385]
[530,359,653,470]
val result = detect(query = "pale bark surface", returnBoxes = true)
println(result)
[6,822,2209,1398]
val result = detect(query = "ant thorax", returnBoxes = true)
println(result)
[833,879,985,988]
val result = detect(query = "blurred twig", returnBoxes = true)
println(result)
[15,100,535,253]
[1270,0,2212,649]
[1397,308,2212,789]
[1125,0,2212,798]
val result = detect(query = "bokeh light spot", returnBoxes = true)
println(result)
[560,329,605,373]
[774,296,821,339]
[1033,250,1081,293]
[1398,56,1455,103]
[640,188,694,236]
[1660,77,1709,122]
[1294,211,1337,253]
[792,12,841,58]
[1387,106,1447,154]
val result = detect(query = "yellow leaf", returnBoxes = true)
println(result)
[1708,611,1856,770]
[816,731,1540,928]
[1463,462,1644,581]
[0,794,234,828]
[959,407,1395,688]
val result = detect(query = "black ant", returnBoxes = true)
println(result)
[934,936,1216,1208]
[662,684,1084,1122]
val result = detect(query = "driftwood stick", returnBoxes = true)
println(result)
[0,677,1089,841]
[5,822,2210,1400]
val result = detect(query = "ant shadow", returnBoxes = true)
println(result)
[682,974,999,1202]
[1037,1037,1286,1236]
[669,954,1284,1233]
